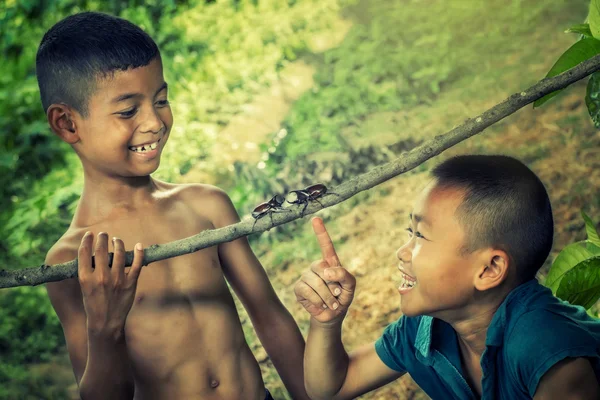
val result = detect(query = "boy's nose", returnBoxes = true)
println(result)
[396,244,412,263]
[140,109,164,134]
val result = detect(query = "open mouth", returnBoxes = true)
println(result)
[399,272,417,291]
[129,138,161,153]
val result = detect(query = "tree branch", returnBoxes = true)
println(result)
[2,54,600,289]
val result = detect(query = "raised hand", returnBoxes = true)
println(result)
[295,217,356,324]
[78,232,144,338]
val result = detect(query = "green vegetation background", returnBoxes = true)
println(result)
[0,0,594,398]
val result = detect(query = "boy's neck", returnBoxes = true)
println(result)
[439,290,510,356]
[437,282,517,356]
[450,305,498,356]
[78,172,160,224]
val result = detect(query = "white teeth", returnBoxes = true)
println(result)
[129,140,159,152]
[401,274,416,289]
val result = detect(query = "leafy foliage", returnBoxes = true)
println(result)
[0,287,62,364]
[545,211,600,309]
[0,286,66,399]
[565,23,593,37]
[582,208,600,246]
[545,240,600,293]
[533,38,600,108]
[589,0,600,38]
[556,256,600,309]
[585,71,600,126]
[535,0,600,127]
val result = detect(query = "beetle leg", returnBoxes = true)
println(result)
[301,201,309,217]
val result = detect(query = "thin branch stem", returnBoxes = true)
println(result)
[2,54,600,289]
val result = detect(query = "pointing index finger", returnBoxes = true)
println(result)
[312,217,341,267]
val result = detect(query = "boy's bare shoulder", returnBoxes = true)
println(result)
[165,181,227,199]
[161,181,238,227]
[45,227,88,266]
[44,228,88,311]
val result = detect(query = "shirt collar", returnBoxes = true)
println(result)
[485,279,539,347]
[415,316,435,358]
[414,279,540,354]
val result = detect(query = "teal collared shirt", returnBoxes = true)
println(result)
[375,280,600,399]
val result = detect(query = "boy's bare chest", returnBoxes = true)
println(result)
[93,207,226,297]
[85,205,248,377]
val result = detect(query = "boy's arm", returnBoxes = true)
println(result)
[305,320,405,399]
[533,357,600,400]
[297,218,404,399]
[45,235,142,400]
[205,187,310,399]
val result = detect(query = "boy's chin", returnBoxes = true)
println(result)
[399,301,422,318]
[132,160,162,175]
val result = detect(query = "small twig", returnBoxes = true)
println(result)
[2,53,600,289]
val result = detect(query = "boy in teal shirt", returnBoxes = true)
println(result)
[295,155,600,399]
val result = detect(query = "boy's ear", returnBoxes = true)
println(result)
[473,249,510,291]
[47,103,80,144]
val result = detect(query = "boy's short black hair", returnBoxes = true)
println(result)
[36,11,159,116]
[432,155,554,281]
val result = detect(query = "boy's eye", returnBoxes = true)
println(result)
[405,228,425,240]
[118,107,138,118]
[155,99,170,107]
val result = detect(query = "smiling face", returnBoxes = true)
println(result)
[71,56,173,179]
[395,182,488,319]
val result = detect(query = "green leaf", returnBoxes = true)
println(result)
[590,0,600,38]
[556,256,600,309]
[585,71,600,128]
[565,23,593,38]
[544,240,600,293]
[533,38,600,108]
[582,210,600,246]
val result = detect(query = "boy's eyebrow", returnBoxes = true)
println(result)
[409,213,431,226]
[156,82,168,95]
[111,82,169,103]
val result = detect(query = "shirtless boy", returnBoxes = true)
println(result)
[295,155,600,399]
[39,12,309,400]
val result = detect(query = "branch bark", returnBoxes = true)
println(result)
[3,54,600,289]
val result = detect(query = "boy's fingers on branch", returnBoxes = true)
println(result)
[95,232,110,276]
[126,243,144,285]
[312,217,341,267]
[111,237,125,281]
[78,231,94,278]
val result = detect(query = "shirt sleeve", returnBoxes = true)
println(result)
[506,309,600,397]
[375,316,418,373]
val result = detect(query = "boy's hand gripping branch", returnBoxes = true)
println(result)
[79,232,144,338]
